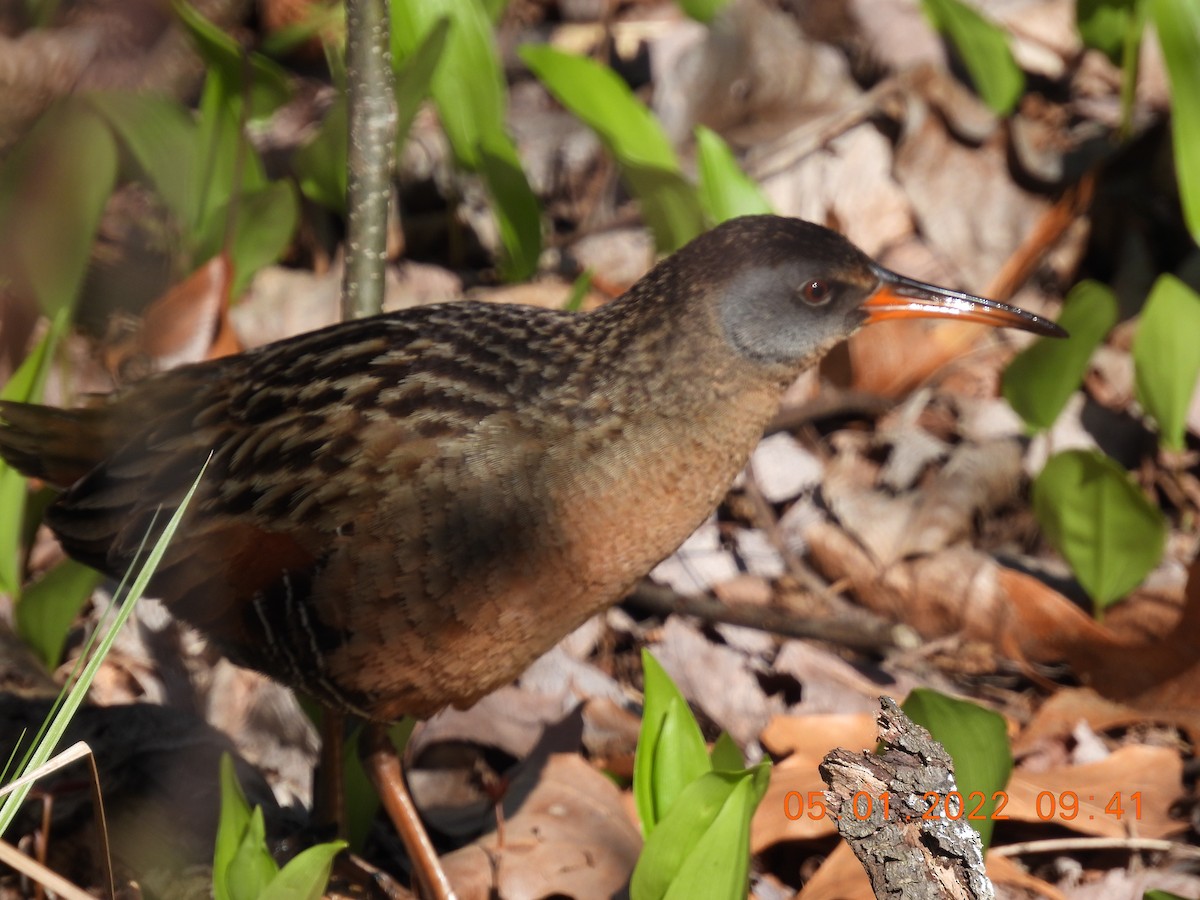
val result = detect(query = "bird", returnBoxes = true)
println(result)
[0,215,1064,896]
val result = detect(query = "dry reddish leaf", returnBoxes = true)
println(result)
[806,520,1116,662]
[104,254,238,380]
[985,854,1068,900]
[1004,745,1185,840]
[752,713,877,852]
[438,753,640,899]
[796,841,873,900]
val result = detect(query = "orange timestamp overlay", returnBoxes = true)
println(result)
[783,790,1145,823]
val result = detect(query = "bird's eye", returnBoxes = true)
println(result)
[800,280,832,306]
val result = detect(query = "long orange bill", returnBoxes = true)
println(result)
[862,265,1067,338]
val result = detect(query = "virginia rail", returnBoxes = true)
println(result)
[0,216,1063,895]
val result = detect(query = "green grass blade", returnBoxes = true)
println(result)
[0,457,210,837]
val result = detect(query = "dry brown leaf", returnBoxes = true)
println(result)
[985,853,1068,900]
[752,713,877,852]
[1004,745,1185,840]
[796,841,873,900]
[806,520,1120,663]
[104,254,238,380]
[438,753,640,899]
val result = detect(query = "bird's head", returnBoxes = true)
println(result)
[683,216,1065,371]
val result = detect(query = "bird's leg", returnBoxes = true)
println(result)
[313,707,346,837]
[360,723,458,900]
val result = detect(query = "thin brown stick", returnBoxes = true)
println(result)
[361,724,458,900]
[627,581,917,652]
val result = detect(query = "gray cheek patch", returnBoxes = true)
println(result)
[718,265,854,366]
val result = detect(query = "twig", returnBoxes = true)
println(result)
[627,581,917,652]
[991,837,1200,859]
[342,0,397,321]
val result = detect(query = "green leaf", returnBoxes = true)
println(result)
[479,138,544,281]
[1032,449,1167,613]
[709,731,744,771]
[1077,0,1140,63]
[920,0,1025,115]
[0,311,70,596]
[1150,0,1200,245]
[260,839,347,900]
[394,17,451,152]
[294,94,348,212]
[222,181,300,296]
[215,754,278,900]
[16,560,100,669]
[677,0,731,24]
[173,1,291,119]
[520,44,705,251]
[214,754,253,900]
[0,100,118,316]
[694,126,772,223]
[0,460,209,838]
[633,651,712,835]
[1002,280,1116,431]
[89,91,203,238]
[228,807,279,900]
[631,765,769,900]
[902,689,1013,849]
[394,0,541,279]
[1132,274,1200,449]
[564,269,593,313]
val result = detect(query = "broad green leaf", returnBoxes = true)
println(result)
[215,754,278,900]
[1033,449,1166,613]
[89,91,203,237]
[521,44,705,251]
[695,126,772,223]
[709,730,745,772]
[0,311,70,596]
[1077,0,1140,63]
[227,807,278,900]
[222,181,300,296]
[634,650,711,834]
[1150,0,1200,245]
[394,17,451,152]
[1002,280,1116,431]
[0,101,117,316]
[294,95,348,212]
[173,1,291,119]
[479,139,544,281]
[1132,274,1200,450]
[902,689,1013,849]
[394,0,541,279]
[16,560,100,669]
[631,765,769,900]
[214,753,254,900]
[920,0,1025,115]
[678,0,731,24]
[259,840,347,900]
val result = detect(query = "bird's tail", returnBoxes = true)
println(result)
[0,400,117,487]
